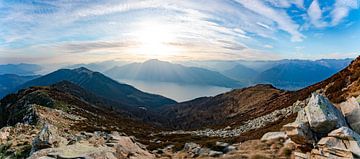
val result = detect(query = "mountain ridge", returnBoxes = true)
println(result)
[105,59,243,88]
[19,67,177,108]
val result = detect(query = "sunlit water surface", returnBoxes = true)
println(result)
[117,79,231,102]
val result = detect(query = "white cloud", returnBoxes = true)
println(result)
[331,0,359,25]
[264,44,274,49]
[234,0,305,42]
[307,0,327,28]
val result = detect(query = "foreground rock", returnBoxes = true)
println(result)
[340,97,360,134]
[283,109,315,145]
[305,93,347,134]
[262,94,360,159]
[311,127,360,158]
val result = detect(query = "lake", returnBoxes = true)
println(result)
[116,79,231,102]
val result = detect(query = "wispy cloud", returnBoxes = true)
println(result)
[0,0,359,63]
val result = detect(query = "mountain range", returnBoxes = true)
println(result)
[105,59,243,88]
[0,56,359,158]
[0,63,42,75]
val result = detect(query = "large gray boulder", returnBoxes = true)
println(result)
[283,109,315,145]
[340,97,360,134]
[305,93,347,134]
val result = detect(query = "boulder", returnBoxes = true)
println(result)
[312,137,354,159]
[283,110,315,145]
[340,97,360,134]
[305,93,347,134]
[328,127,360,156]
[31,123,66,154]
[261,131,288,141]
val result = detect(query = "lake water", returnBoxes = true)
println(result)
[116,79,231,102]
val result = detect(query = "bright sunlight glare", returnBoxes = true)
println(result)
[128,21,182,59]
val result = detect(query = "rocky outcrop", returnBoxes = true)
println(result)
[340,97,360,134]
[283,109,315,145]
[305,93,347,134]
[30,123,66,154]
[262,94,360,159]
[311,127,360,158]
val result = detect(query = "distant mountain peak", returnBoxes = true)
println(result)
[143,59,170,65]
[72,67,93,74]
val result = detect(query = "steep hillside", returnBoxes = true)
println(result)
[0,82,158,134]
[19,67,176,108]
[0,74,39,98]
[161,56,360,138]
[106,59,243,88]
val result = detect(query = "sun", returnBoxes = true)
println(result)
[129,21,181,59]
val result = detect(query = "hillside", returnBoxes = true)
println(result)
[105,59,243,88]
[19,67,176,108]
[161,56,360,138]
[0,74,39,98]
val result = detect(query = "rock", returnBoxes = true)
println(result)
[283,110,315,145]
[111,134,155,159]
[328,127,360,156]
[293,151,309,159]
[340,97,360,134]
[0,126,11,142]
[261,131,287,141]
[305,93,347,134]
[29,131,155,159]
[223,145,236,153]
[209,150,223,157]
[312,137,354,158]
[31,123,65,154]
[216,141,230,148]
[184,142,201,151]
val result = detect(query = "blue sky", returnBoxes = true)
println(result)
[0,0,359,64]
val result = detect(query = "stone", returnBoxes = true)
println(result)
[312,136,355,158]
[293,151,309,159]
[0,127,11,142]
[223,145,236,153]
[339,97,360,134]
[184,142,201,151]
[31,123,65,154]
[305,93,347,134]
[328,127,360,156]
[261,131,287,141]
[112,135,155,159]
[209,150,223,157]
[283,110,315,145]
[216,141,230,147]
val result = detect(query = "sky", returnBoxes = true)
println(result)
[0,0,359,64]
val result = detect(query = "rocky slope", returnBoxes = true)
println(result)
[0,81,161,158]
